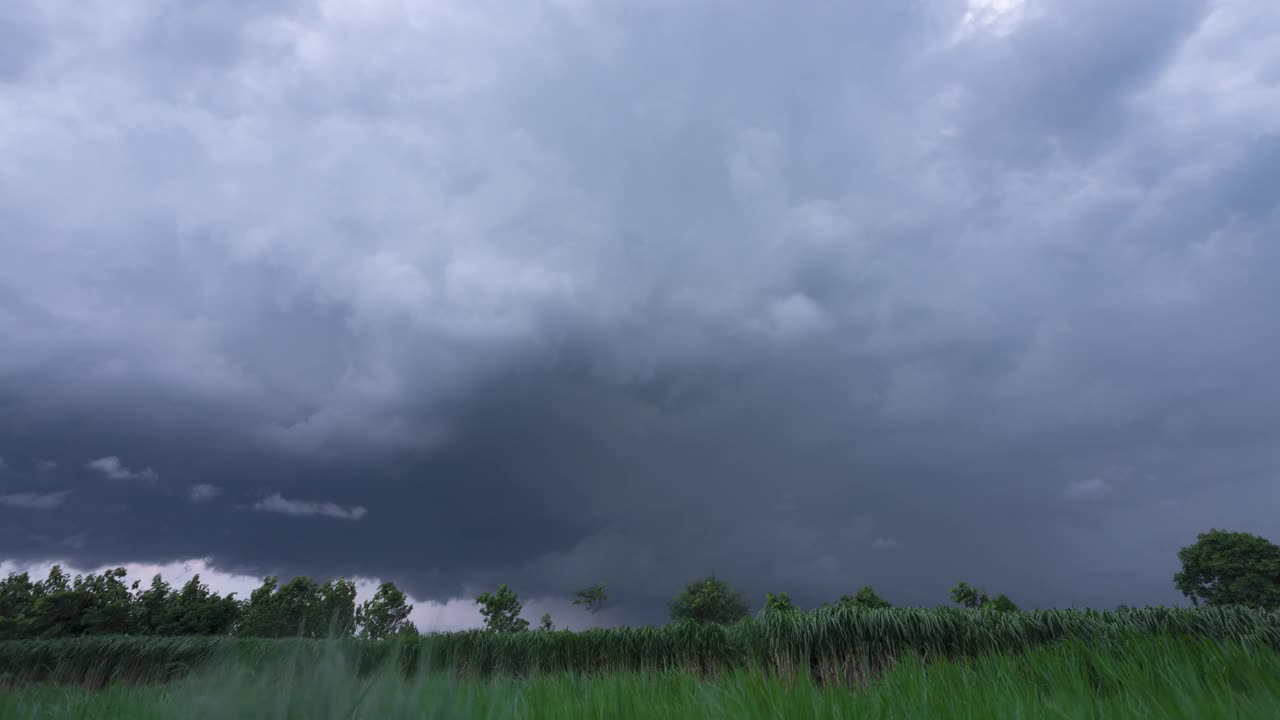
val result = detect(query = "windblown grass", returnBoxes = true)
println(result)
[3,633,1279,719]
[2,605,1276,687]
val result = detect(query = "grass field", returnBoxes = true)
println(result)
[3,633,1280,719]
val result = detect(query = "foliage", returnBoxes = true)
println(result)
[762,592,797,616]
[356,582,414,639]
[949,581,1019,612]
[319,578,359,638]
[828,585,891,610]
[668,576,751,625]
[2,605,1278,690]
[538,613,554,632]
[0,567,409,642]
[1174,528,1280,610]
[0,571,36,640]
[989,593,1020,612]
[949,580,990,609]
[475,585,529,634]
[572,583,608,615]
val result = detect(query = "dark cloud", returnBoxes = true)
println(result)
[2,0,1279,623]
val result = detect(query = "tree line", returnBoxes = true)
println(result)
[2,528,1276,641]
[0,569,414,641]
[476,528,1280,631]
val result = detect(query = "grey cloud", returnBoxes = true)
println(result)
[1,0,1279,619]
[1064,478,1112,501]
[0,491,71,510]
[188,484,221,503]
[86,457,159,481]
[251,493,368,521]
[34,459,57,472]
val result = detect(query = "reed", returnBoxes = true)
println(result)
[3,605,1276,688]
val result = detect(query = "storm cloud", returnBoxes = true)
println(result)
[2,0,1279,625]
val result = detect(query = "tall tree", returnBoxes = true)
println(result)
[356,582,414,639]
[237,577,284,638]
[25,566,90,638]
[76,568,134,634]
[1174,529,1280,610]
[0,572,36,640]
[475,585,529,633]
[538,612,554,631]
[668,576,751,624]
[572,583,608,615]
[165,575,242,635]
[276,576,324,637]
[131,575,173,636]
[319,578,358,638]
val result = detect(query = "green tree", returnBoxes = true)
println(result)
[1174,529,1280,610]
[237,577,285,637]
[762,592,797,616]
[538,612,554,631]
[989,593,1020,612]
[0,572,36,640]
[356,581,414,639]
[131,575,173,636]
[950,581,990,609]
[166,576,241,635]
[572,583,608,615]
[276,576,324,637]
[475,585,529,633]
[76,568,134,634]
[668,576,751,624]
[318,578,358,638]
[25,566,90,638]
[832,585,891,610]
[948,581,1017,611]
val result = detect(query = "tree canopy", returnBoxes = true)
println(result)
[950,581,1018,611]
[1174,529,1280,610]
[572,583,608,615]
[762,592,797,616]
[475,584,529,633]
[0,566,413,641]
[357,581,415,639]
[828,585,892,610]
[668,576,751,625]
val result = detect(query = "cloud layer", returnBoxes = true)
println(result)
[86,457,159,482]
[251,493,368,521]
[2,0,1279,620]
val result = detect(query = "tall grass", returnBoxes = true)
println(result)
[2,605,1277,688]
[4,633,1280,719]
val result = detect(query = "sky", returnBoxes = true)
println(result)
[1,0,1279,629]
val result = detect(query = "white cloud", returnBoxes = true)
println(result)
[1064,477,1113,501]
[956,0,1030,40]
[0,490,71,510]
[251,493,367,520]
[871,537,899,550]
[188,483,222,502]
[86,456,158,481]
[34,459,58,472]
[761,293,831,339]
